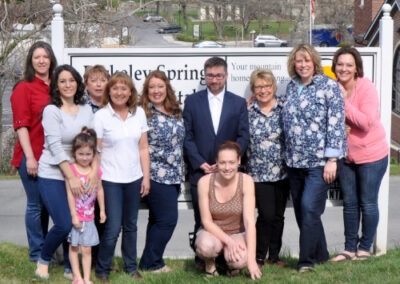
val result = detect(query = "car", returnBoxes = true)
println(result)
[253,35,288,47]
[156,24,182,34]
[192,40,225,48]
[143,14,163,22]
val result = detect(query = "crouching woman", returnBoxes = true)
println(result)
[195,141,262,280]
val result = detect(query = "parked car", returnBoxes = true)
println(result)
[143,14,163,22]
[253,35,288,47]
[192,40,225,48]
[156,24,182,34]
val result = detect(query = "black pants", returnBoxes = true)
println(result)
[255,179,290,262]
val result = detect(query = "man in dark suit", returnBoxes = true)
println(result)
[183,57,249,263]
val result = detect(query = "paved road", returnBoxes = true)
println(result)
[1,177,400,259]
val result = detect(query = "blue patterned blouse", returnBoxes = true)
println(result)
[282,74,346,168]
[246,99,287,182]
[147,107,185,184]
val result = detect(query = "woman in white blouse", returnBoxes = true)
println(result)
[94,72,150,282]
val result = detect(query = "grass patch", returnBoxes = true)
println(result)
[390,163,400,175]
[172,9,293,41]
[2,242,400,283]
[0,174,19,180]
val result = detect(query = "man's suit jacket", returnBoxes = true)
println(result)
[183,89,249,186]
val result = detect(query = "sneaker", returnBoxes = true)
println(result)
[64,271,73,280]
[151,265,171,273]
[298,266,314,273]
[129,271,142,279]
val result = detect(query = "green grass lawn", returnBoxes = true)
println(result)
[1,163,400,180]
[1,242,400,283]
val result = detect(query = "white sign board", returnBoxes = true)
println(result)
[66,47,380,106]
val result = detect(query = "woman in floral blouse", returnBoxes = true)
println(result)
[246,69,290,268]
[139,70,185,273]
[282,44,346,272]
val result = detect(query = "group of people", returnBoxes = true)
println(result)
[10,40,388,282]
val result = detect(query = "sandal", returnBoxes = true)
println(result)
[205,269,219,277]
[35,262,49,280]
[330,252,356,262]
[226,269,240,277]
[355,252,371,261]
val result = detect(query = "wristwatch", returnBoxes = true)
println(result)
[327,158,337,163]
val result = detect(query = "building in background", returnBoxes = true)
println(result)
[353,0,400,161]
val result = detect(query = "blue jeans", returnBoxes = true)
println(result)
[139,181,179,270]
[18,155,49,261]
[38,177,72,265]
[287,167,329,269]
[338,155,388,252]
[96,179,142,277]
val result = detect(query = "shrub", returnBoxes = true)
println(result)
[0,128,17,175]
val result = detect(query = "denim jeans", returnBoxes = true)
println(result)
[139,181,179,270]
[18,155,49,262]
[38,177,72,265]
[338,155,388,252]
[287,167,329,269]
[95,179,142,277]
[255,179,290,262]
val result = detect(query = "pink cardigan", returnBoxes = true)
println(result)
[344,77,388,164]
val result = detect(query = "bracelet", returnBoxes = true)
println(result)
[327,158,337,163]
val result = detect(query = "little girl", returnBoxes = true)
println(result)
[66,127,106,284]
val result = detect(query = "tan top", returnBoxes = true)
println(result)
[209,172,244,235]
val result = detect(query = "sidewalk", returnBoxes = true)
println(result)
[1,177,399,258]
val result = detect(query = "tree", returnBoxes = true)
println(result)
[0,0,119,173]
[0,0,54,173]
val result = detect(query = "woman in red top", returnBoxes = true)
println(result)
[10,41,57,262]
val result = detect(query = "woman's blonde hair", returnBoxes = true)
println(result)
[287,43,323,78]
[249,69,277,94]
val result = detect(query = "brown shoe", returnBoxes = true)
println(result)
[129,271,143,279]
[267,259,287,267]
[96,275,110,283]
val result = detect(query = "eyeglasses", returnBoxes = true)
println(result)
[254,84,273,91]
[205,73,226,80]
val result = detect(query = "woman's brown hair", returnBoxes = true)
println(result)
[140,70,182,118]
[102,72,138,113]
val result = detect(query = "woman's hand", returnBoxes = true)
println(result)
[338,83,349,99]
[248,260,262,280]
[247,95,255,106]
[140,178,150,197]
[72,214,81,229]
[99,211,107,224]
[66,175,82,197]
[346,124,351,135]
[323,159,337,184]
[26,157,38,176]
[225,238,246,263]
[86,169,98,194]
